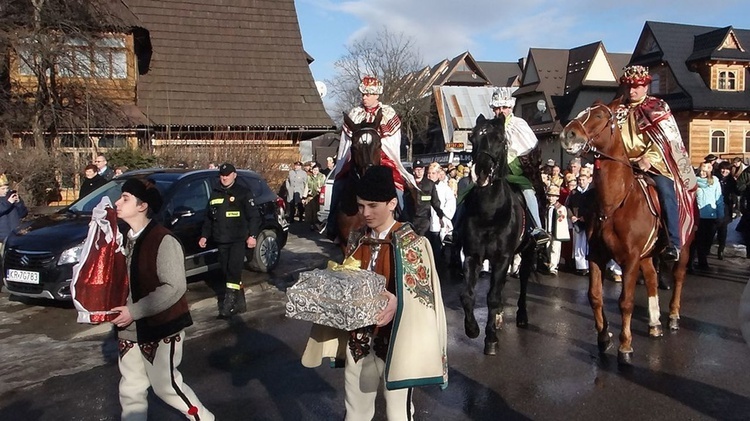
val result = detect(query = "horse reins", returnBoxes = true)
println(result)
[574,105,635,170]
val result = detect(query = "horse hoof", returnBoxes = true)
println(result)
[669,317,680,331]
[484,341,498,356]
[465,320,480,339]
[649,325,664,338]
[617,350,633,366]
[597,331,613,354]
[516,311,528,328]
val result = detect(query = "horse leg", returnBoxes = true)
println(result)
[617,259,641,366]
[460,254,481,339]
[586,255,612,353]
[484,253,512,356]
[516,245,534,328]
[641,258,663,338]
[669,233,693,330]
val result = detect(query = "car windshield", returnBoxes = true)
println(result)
[67,178,175,214]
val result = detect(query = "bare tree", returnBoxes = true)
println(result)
[0,0,135,147]
[326,27,429,160]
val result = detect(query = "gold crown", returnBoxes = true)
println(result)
[620,65,652,86]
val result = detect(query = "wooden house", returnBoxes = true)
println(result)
[512,42,630,167]
[629,21,750,166]
[5,0,334,193]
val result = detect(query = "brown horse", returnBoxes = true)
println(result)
[559,99,694,366]
[333,111,384,251]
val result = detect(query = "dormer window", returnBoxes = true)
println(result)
[718,70,737,91]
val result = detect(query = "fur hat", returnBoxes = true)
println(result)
[546,185,561,196]
[121,178,162,213]
[356,166,396,202]
[620,65,652,86]
[358,76,383,95]
[489,87,516,109]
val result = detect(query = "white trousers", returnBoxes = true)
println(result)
[344,344,413,421]
[572,229,589,270]
[119,331,214,421]
[549,240,562,271]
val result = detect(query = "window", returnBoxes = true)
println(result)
[711,130,727,153]
[16,45,35,76]
[745,132,750,153]
[718,71,737,91]
[166,179,209,217]
[21,36,128,80]
[650,73,660,94]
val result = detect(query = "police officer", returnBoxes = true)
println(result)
[199,163,262,318]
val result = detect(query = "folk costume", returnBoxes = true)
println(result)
[302,166,447,421]
[116,179,213,421]
[542,186,570,274]
[617,65,697,256]
[331,77,416,194]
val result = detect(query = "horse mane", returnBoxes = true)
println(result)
[471,114,510,184]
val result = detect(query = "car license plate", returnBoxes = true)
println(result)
[7,269,40,284]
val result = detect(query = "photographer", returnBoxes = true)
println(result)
[0,174,28,243]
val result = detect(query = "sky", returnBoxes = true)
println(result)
[295,0,749,96]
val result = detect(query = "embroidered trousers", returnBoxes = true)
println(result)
[344,345,413,421]
[119,331,214,421]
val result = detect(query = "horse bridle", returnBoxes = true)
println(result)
[573,104,633,168]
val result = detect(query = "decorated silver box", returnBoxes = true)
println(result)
[286,267,388,331]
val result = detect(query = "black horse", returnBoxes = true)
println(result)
[459,114,536,355]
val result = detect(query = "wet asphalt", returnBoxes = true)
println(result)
[1,222,749,420]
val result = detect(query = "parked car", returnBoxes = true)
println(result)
[2,168,288,301]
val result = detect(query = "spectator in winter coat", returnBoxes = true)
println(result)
[0,174,28,241]
[690,162,724,270]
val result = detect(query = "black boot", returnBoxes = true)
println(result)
[218,290,237,319]
[662,245,680,262]
[717,247,724,260]
[235,288,247,314]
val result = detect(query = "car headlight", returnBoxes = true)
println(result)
[58,243,84,265]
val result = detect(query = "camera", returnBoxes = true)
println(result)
[7,189,16,197]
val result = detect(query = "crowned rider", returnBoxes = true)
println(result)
[488,87,550,245]
[326,76,417,240]
[616,65,697,261]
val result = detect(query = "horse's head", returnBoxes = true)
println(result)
[469,114,508,187]
[343,110,383,177]
[560,98,622,156]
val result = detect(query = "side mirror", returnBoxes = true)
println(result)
[170,206,195,226]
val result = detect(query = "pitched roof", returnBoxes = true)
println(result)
[476,61,522,86]
[633,21,750,111]
[124,0,333,129]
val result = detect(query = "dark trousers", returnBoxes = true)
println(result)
[304,194,320,225]
[288,192,304,221]
[690,218,717,266]
[653,174,680,247]
[218,242,246,286]
[716,214,732,253]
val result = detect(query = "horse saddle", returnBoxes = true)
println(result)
[635,174,660,218]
